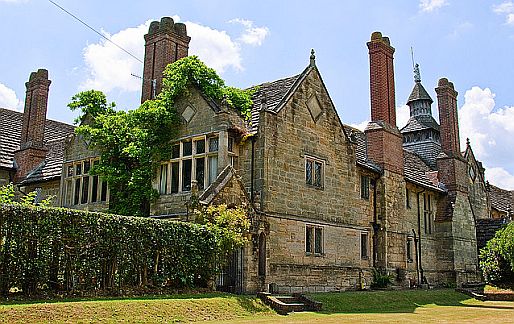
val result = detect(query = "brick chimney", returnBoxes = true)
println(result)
[14,69,51,180]
[436,78,467,193]
[365,32,403,175]
[141,17,190,103]
[436,78,460,156]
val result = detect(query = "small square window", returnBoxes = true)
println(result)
[306,225,323,255]
[305,156,323,188]
[209,137,219,152]
[183,141,192,157]
[195,139,205,154]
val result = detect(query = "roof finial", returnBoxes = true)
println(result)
[310,49,316,67]
[414,63,421,83]
[466,138,470,146]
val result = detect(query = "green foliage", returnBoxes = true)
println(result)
[480,222,514,285]
[69,56,255,216]
[194,204,250,263]
[0,183,53,207]
[0,204,218,296]
[161,56,256,120]
[370,267,394,289]
[0,183,15,205]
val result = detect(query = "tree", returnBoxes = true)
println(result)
[480,222,514,286]
[69,56,255,216]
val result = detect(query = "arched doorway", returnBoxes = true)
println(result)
[258,232,266,277]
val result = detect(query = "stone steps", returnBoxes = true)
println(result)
[257,292,322,315]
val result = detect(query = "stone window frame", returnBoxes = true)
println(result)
[160,134,219,195]
[63,158,108,207]
[423,193,433,235]
[406,236,414,263]
[305,224,324,256]
[305,155,325,189]
[360,231,369,260]
[360,175,370,200]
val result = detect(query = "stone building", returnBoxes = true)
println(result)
[1,16,512,293]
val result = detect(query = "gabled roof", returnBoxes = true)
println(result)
[488,183,514,213]
[249,74,302,132]
[342,125,381,173]
[0,107,75,180]
[400,115,440,133]
[407,81,433,105]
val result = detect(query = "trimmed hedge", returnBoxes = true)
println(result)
[0,204,217,296]
[480,222,514,285]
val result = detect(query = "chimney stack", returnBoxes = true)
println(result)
[141,17,190,103]
[436,78,461,156]
[367,31,396,126]
[14,69,51,180]
[365,32,403,175]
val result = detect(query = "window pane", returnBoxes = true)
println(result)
[160,164,168,194]
[306,227,313,253]
[228,137,234,153]
[361,233,368,259]
[195,139,205,154]
[208,155,218,184]
[209,137,219,152]
[74,178,80,205]
[172,144,180,159]
[171,162,179,193]
[182,159,192,191]
[196,158,205,190]
[315,227,323,254]
[361,175,369,199]
[84,160,91,174]
[65,179,72,206]
[91,175,98,203]
[306,160,312,185]
[76,164,82,176]
[315,162,322,187]
[183,141,192,157]
[100,181,107,202]
[81,177,89,204]
[67,165,73,177]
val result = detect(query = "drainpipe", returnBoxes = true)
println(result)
[250,136,255,205]
[412,228,419,287]
[416,188,425,285]
[371,178,379,268]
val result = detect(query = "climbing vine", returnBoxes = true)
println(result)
[69,56,255,216]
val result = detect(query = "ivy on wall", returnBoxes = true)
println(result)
[69,56,256,216]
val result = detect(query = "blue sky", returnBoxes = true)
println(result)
[1,0,514,189]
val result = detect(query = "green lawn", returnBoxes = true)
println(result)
[1,289,513,323]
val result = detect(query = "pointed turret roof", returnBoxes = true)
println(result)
[407,81,433,105]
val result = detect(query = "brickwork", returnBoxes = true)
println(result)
[365,122,404,175]
[141,17,190,103]
[436,78,461,157]
[367,32,396,126]
[14,69,51,181]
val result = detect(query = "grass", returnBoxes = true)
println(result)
[1,289,512,323]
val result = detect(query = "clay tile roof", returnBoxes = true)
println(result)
[403,149,444,192]
[0,108,75,181]
[488,184,514,213]
[400,115,440,133]
[407,82,433,105]
[249,74,302,132]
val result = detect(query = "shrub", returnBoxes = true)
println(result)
[371,267,394,289]
[480,222,514,285]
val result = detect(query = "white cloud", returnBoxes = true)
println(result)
[459,86,514,188]
[0,82,22,111]
[493,1,514,25]
[419,0,448,12]
[486,167,514,190]
[81,16,269,93]
[350,120,369,132]
[396,104,410,129]
[229,18,270,46]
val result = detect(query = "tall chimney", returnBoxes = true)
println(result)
[14,69,51,180]
[436,78,461,156]
[367,31,396,126]
[141,17,190,103]
[365,32,403,175]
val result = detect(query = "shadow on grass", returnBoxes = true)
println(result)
[306,289,488,314]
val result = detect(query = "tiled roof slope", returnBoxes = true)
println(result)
[407,82,433,104]
[0,108,75,181]
[403,149,444,192]
[489,184,514,213]
[401,115,440,133]
[342,125,381,172]
[476,218,510,250]
[249,74,302,132]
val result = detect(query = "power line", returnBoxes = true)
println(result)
[47,0,143,64]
